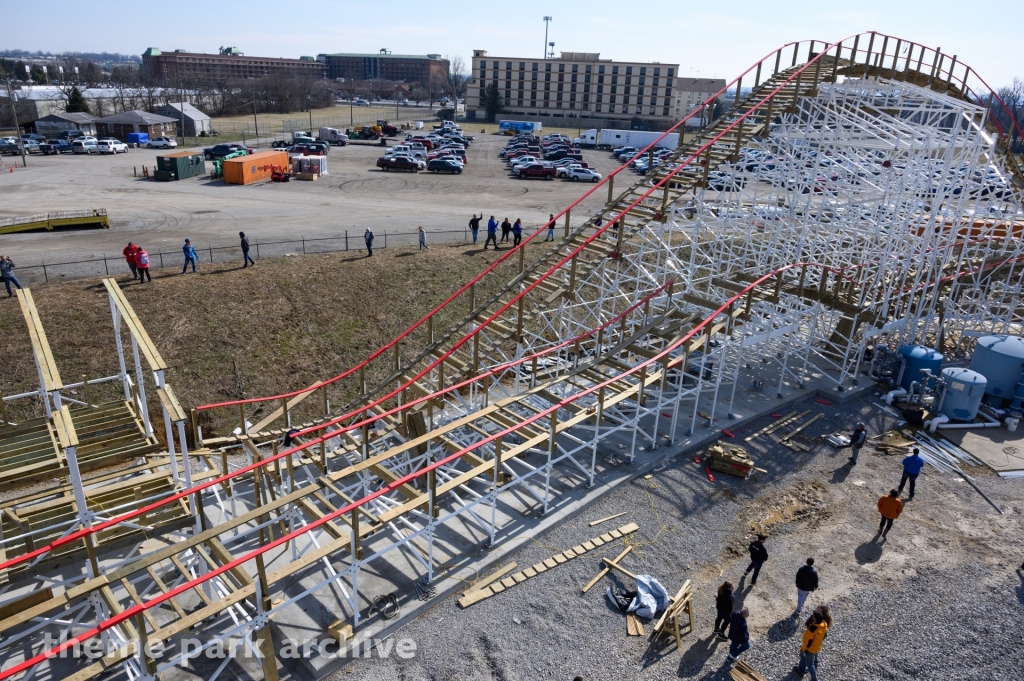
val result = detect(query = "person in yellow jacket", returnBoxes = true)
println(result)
[794,610,828,680]
[877,489,904,538]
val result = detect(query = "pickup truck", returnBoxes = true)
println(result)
[516,163,556,180]
[204,143,255,160]
[2,138,41,154]
[544,148,583,162]
[40,139,74,154]
[377,155,423,172]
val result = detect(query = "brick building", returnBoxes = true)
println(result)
[467,51,680,125]
[671,77,727,123]
[142,47,325,82]
[318,51,448,84]
[94,110,177,140]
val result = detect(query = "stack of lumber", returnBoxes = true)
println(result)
[729,660,769,681]
[707,442,755,479]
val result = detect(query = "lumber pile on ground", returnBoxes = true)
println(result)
[729,660,769,681]
[457,523,639,608]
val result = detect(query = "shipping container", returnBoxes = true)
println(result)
[498,120,542,134]
[155,150,206,181]
[222,150,290,185]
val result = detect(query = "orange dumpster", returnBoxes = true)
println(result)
[222,150,290,185]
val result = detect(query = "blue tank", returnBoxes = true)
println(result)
[898,345,943,391]
[939,368,986,421]
[969,335,1024,404]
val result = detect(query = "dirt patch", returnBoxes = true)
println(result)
[743,480,829,535]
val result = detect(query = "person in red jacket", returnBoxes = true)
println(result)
[135,246,152,283]
[123,242,139,280]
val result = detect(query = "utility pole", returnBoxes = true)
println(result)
[179,79,185,143]
[543,17,552,60]
[5,76,28,167]
[252,84,259,147]
[308,93,312,132]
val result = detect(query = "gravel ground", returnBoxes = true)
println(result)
[319,394,1024,681]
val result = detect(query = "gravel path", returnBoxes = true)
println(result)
[320,395,1024,681]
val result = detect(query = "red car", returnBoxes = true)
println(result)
[406,136,436,150]
[517,163,556,180]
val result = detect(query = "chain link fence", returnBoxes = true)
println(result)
[9,228,473,287]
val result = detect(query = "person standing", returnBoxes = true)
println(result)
[744,534,768,585]
[898,447,925,499]
[181,239,198,274]
[364,228,374,257]
[877,489,903,538]
[795,558,819,612]
[512,218,523,246]
[239,232,256,268]
[725,607,750,663]
[794,611,828,680]
[848,422,867,464]
[1,255,23,298]
[468,213,482,245]
[123,242,139,280]
[546,213,556,241]
[484,216,499,250]
[714,582,734,640]
[135,246,152,283]
[500,217,512,244]
[418,226,428,251]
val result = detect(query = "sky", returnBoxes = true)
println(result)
[6,0,1022,88]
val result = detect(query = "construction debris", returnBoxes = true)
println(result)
[457,523,639,608]
[626,612,645,636]
[911,433,1002,514]
[582,547,633,593]
[707,442,756,479]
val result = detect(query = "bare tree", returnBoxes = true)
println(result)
[442,55,470,103]
[995,78,1024,151]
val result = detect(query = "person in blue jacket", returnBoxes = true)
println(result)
[182,239,198,274]
[726,607,751,663]
[898,447,925,499]
[484,215,499,249]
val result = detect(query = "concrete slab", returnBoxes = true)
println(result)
[942,428,1024,473]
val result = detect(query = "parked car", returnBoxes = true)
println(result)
[354,98,370,106]
[96,139,129,154]
[25,133,46,142]
[385,145,425,160]
[40,139,74,155]
[555,162,590,178]
[545,148,583,162]
[58,130,86,141]
[204,143,252,160]
[377,155,423,172]
[71,138,99,154]
[567,167,603,182]
[148,137,178,149]
[427,158,463,174]
[517,163,556,180]
[289,144,326,156]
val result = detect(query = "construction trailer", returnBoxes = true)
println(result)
[154,150,206,181]
[221,149,289,185]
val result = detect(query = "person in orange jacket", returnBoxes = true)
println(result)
[123,242,139,280]
[794,610,828,680]
[877,489,903,538]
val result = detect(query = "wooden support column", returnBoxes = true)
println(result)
[607,175,614,204]
[469,282,476,313]
[564,209,571,239]
[393,344,400,372]
[518,243,525,272]
[754,61,762,88]
[427,314,434,345]
[731,77,742,110]
[429,461,439,519]
[350,507,362,560]
[565,254,578,299]
[238,404,246,435]
[437,358,445,392]
[615,217,625,255]
[515,296,525,342]
[472,332,480,374]
[320,384,328,415]
[281,397,289,428]
[774,48,782,76]
[136,612,157,675]
[82,374,92,407]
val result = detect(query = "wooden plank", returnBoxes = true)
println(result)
[156,387,187,423]
[626,612,645,636]
[743,411,798,442]
[0,587,54,621]
[780,413,824,442]
[52,405,80,449]
[581,546,632,594]
[102,279,167,371]
[16,289,63,391]
[602,556,637,580]
[589,511,627,527]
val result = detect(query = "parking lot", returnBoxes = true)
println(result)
[0,129,620,268]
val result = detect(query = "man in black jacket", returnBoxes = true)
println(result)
[744,534,768,585]
[725,607,750,663]
[240,231,256,268]
[795,557,819,612]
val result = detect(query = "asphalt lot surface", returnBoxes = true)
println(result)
[0,133,619,267]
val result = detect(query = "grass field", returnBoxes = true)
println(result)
[1,240,525,438]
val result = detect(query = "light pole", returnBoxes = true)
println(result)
[307,93,312,132]
[395,85,399,122]
[543,16,552,60]
[5,76,28,167]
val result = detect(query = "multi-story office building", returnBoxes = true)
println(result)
[317,51,449,84]
[671,77,727,122]
[142,47,325,81]
[467,51,680,124]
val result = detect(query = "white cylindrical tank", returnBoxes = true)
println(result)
[939,368,987,421]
